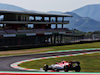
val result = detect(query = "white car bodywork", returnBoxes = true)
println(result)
[50,61,69,69]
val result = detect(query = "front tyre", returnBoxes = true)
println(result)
[64,65,69,72]
[43,64,48,72]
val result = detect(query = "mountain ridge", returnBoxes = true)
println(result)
[72,4,100,22]
[0,3,26,11]
[64,12,100,32]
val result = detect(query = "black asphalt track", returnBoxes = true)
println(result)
[0,49,100,71]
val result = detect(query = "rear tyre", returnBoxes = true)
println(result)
[77,62,80,65]
[64,65,69,72]
[43,65,48,72]
[75,66,81,72]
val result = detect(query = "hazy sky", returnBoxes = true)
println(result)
[0,0,100,12]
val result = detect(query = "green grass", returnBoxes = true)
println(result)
[19,52,100,72]
[46,42,100,51]
[0,42,100,56]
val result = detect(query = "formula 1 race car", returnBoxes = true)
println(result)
[43,61,81,72]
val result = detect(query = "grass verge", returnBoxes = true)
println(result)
[0,42,100,56]
[19,52,100,72]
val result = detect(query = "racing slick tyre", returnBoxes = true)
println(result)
[64,65,69,72]
[43,64,48,72]
[77,62,80,65]
[75,65,81,72]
